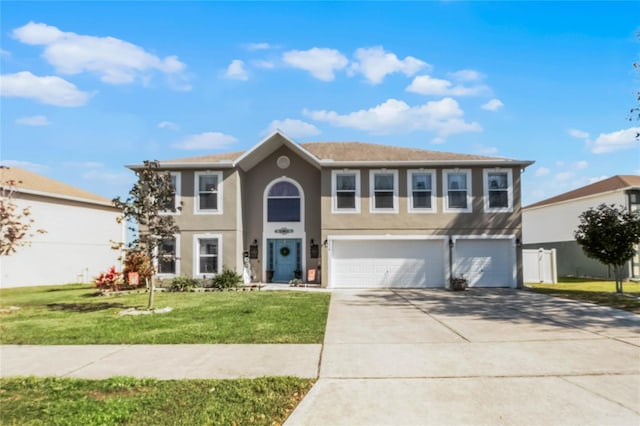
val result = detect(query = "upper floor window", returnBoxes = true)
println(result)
[444,170,472,212]
[162,172,181,214]
[267,181,300,222]
[195,171,223,214]
[157,235,179,276]
[408,170,436,213]
[370,170,398,213]
[332,170,360,213]
[483,169,513,213]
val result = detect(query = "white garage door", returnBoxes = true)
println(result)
[330,239,446,288]
[453,239,515,287]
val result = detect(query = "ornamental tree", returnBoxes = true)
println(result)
[112,160,180,309]
[574,203,640,293]
[1,170,47,256]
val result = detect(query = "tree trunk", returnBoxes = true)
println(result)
[147,275,155,310]
[614,265,624,294]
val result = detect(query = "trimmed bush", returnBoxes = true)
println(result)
[168,276,201,292]
[212,267,242,290]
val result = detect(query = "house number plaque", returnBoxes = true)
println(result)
[275,227,294,235]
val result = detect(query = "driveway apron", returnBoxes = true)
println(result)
[285,289,640,425]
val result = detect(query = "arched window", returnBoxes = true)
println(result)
[267,181,300,222]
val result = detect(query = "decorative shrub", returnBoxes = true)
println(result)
[123,250,152,287]
[94,266,123,291]
[212,267,242,290]
[450,276,468,291]
[168,276,201,292]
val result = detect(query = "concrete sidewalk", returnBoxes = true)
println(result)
[285,289,640,426]
[0,344,321,379]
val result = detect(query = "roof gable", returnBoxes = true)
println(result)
[0,166,114,206]
[525,175,640,209]
[234,131,321,171]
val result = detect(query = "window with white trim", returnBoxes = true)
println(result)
[444,170,472,212]
[483,169,513,212]
[408,170,436,213]
[370,170,398,213]
[195,171,223,214]
[157,235,180,276]
[332,170,360,213]
[162,172,181,214]
[267,181,301,222]
[194,234,221,277]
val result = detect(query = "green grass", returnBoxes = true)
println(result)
[526,277,640,314]
[0,376,313,426]
[0,284,330,344]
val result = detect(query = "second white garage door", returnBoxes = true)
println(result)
[453,238,515,287]
[330,238,446,289]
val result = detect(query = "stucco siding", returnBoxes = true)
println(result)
[1,195,123,287]
[522,192,623,244]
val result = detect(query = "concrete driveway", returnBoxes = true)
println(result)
[286,289,640,425]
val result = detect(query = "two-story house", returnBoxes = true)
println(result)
[128,131,533,289]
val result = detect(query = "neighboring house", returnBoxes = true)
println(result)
[0,167,124,288]
[129,131,533,289]
[522,175,640,280]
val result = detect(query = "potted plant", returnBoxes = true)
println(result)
[450,276,468,291]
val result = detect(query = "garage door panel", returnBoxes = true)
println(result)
[330,239,446,288]
[454,239,514,288]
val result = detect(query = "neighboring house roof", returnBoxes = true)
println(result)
[0,166,116,207]
[137,131,533,170]
[525,175,640,209]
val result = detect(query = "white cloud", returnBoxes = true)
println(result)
[568,128,589,139]
[590,127,640,154]
[282,47,348,81]
[251,60,275,69]
[225,59,249,80]
[82,169,133,185]
[574,160,589,170]
[172,132,238,150]
[482,98,504,111]
[555,171,575,181]
[64,161,104,168]
[348,46,429,84]
[244,42,272,51]
[263,119,320,138]
[15,115,51,126]
[0,49,10,58]
[12,21,189,88]
[406,75,488,96]
[449,69,484,82]
[157,121,179,130]
[0,71,91,107]
[304,97,481,140]
[534,167,551,177]
[474,144,498,154]
[588,175,609,184]
[0,160,49,174]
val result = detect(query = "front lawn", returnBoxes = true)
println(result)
[0,376,313,426]
[526,278,640,314]
[0,284,330,344]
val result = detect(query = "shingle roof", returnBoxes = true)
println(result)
[0,166,114,206]
[525,175,640,209]
[300,142,505,162]
[158,141,522,164]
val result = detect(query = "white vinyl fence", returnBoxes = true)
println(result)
[523,248,558,284]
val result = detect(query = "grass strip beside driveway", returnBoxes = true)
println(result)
[0,376,313,426]
[526,278,640,314]
[0,284,330,344]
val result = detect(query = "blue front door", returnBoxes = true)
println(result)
[269,239,300,282]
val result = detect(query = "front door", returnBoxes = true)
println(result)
[268,239,301,282]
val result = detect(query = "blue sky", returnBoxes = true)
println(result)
[1,1,638,206]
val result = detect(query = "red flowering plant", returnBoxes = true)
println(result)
[94,266,123,291]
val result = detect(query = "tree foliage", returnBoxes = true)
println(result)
[574,203,640,293]
[112,160,180,309]
[1,170,47,256]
